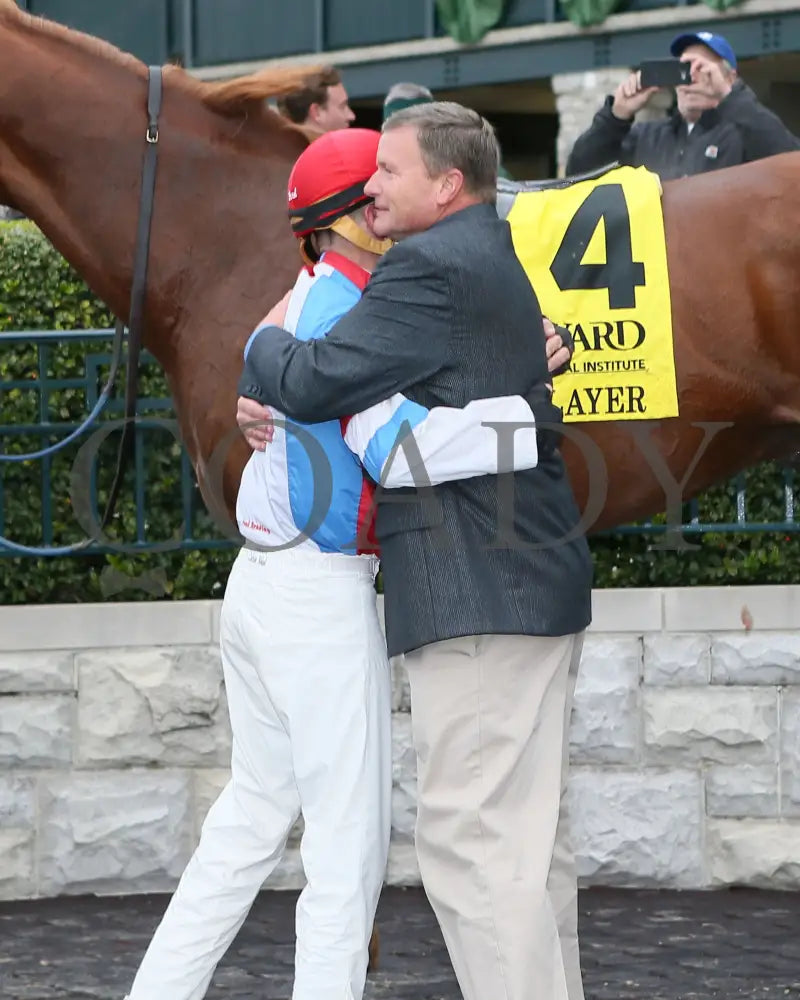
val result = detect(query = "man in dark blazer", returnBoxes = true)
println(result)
[239,102,593,1000]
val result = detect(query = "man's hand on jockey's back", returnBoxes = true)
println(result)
[237,396,273,451]
[544,317,573,376]
[257,289,292,331]
[238,289,293,449]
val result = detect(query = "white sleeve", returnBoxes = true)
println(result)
[342,392,538,488]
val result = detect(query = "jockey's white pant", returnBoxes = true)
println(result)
[126,546,392,1000]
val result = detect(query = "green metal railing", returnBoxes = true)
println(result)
[0,328,797,557]
[0,329,235,556]
[607,477,798,539]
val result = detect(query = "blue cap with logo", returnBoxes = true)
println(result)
[670,30,737,69]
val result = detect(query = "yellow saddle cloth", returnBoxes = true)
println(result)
[506,165,679,423]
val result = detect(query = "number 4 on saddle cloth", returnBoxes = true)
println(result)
[497,164,679,423]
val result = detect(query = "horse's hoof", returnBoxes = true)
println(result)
[367,923,380,973]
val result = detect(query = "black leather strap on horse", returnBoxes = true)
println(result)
[100,65,163,533]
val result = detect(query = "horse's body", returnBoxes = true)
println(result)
[2,0,800,534]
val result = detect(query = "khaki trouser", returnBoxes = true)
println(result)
[404,632,585,1000]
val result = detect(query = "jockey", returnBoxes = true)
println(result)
[238,127,544,553]
[125,128,543,1000]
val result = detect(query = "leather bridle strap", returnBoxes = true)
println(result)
[100,65,163,533]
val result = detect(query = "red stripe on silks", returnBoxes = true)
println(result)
[355,475,380,555]
[338,413,379,554]
[321,250,371,291]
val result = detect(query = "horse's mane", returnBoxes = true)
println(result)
[185,67,328,122]
[1,0,142,73]
[1,0,320,129]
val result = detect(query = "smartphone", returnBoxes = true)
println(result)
[638,59,692,89]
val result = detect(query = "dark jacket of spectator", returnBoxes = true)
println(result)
[566,81,800,181]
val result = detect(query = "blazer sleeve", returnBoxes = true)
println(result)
[240,241,451,423]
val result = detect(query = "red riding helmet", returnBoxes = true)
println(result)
[287,128,392,266]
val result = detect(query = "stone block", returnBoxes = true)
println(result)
[589,590,662,633]
[38,770,193,895]
[0,775,36,827]
[0,601,214,651]
[210,601,222,646]
[711,634,800,685]
[663,586,800,633]
[0,694,73,767]
[75,647,231,767]
[780,689,800,817]
[391,656,410,712]
[705,765,778,818]
[0,776,37,899]
[392,713,417,844]
[708,819,800,888]
[643,687,777,764]
[387,842,421,886]
[569,769,704,888]
[644,634,710,686]
[0,651,74,693]
[570,636,640,764]
[552,68,630,97]
[0,827,36,900]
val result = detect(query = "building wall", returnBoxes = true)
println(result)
[2,586,799,901]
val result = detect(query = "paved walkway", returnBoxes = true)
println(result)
[2,887,799,999]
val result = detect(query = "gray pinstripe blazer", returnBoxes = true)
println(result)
[241,203,593,657]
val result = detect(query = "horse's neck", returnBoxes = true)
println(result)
[0,11,311,513]
[0,30,152,321]
[0,16,302,382]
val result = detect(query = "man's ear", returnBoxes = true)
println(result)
[307,102,323,126]
[436,168,465,206]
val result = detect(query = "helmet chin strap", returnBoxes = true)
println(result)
[330,215,394,257]
[299,214,394,269]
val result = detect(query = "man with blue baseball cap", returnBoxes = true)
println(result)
[670,30,737,69]
[566,28,799,181]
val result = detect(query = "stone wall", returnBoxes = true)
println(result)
[1,586,799,901]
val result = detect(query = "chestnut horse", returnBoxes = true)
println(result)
[2,0,800,982]
[2,1,800,538]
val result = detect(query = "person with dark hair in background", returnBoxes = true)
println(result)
[277,65,355,135]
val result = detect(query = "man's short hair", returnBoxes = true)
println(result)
[383,81,434,121]
[382,101,499,204]
[277,66,342,124]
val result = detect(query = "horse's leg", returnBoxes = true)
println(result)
[368,921,380,972]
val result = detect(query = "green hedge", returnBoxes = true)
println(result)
[0,220,797,604]
[0,221,237,604]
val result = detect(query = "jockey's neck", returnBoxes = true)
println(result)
[322,230,380,274]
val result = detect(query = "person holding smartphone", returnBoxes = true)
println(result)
[566,30,799,181]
